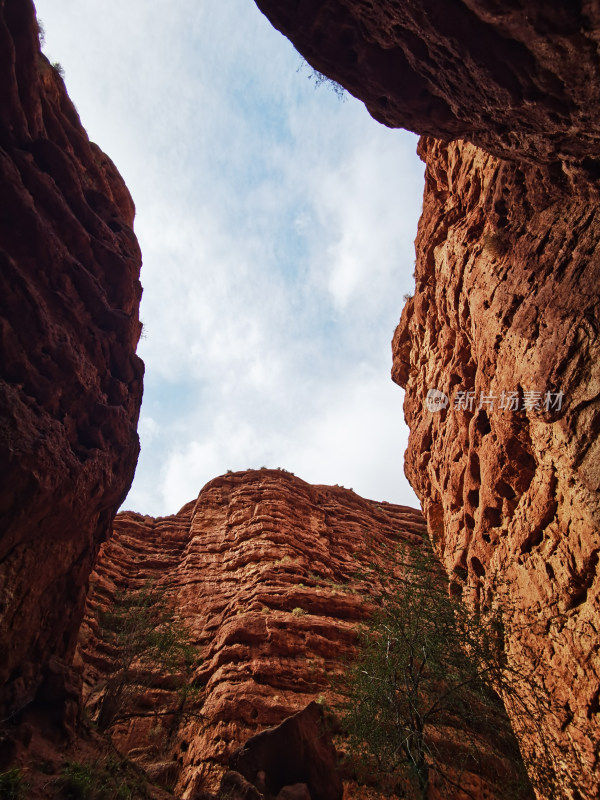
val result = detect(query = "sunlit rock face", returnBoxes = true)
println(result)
[0,0,143,724]
[79,470,525,799]
[393,137,600,798]
[251,1,600,797]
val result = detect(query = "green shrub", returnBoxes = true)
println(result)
[57,762,95,800]
[0,769,24,800]
[297,59,346,100]
[92,581,196,732]
[56,759,142,800]
[340,544,534,800]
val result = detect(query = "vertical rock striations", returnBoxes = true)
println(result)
[0,0,143,725]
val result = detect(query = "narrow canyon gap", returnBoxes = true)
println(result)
[0,1,599,799]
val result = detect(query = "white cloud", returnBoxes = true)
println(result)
[313,133,422,312]
[279,367,415,505]
[36,0,423,517]
[136,366,415,515]
[138,416,160,447]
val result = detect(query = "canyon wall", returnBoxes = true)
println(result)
[252,1,600,798]
[79,470,524,799]
[393,137,600,797]
[253,0,600,179]
[0,0,143,725]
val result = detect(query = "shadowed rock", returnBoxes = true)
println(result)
[229,702,341,800]
[0,0,143,726]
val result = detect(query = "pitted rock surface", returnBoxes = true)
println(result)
[393,137,600,798]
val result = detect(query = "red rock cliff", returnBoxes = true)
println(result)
[0,0,143,725]
[393,137,600,798]
[253,0,600,181]
[79,470,525,799]
[251,2,600,798]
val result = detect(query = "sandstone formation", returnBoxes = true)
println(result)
[251,2,600,798]
[392,136,600,799]
[227,701,342,800]
[0,0,143,725]
[1,1,598,799]
[253,0,600,183]
[78,470,525,799]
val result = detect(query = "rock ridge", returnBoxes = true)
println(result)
[79,470,524,799]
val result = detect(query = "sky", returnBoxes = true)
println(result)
[35,0,425,515]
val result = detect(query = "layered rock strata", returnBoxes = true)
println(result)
[78,470,524,799]
[0,0,143,724]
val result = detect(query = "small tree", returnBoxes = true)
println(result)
[340,542,533,800]
[89,581,197,733]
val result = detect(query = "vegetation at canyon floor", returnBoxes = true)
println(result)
[53,757,149,800]
[88,582,198,735]
[339,543,534,800]
[0,768,23,800]
[0,756,153,800]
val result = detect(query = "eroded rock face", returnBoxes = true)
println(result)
[0,0,143,723]
[80,471,425,795]
[253,0,600,181]
[393,138,600,798]
[228,701,342,800]
[79,470,524,799]
[250,2,600,798]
